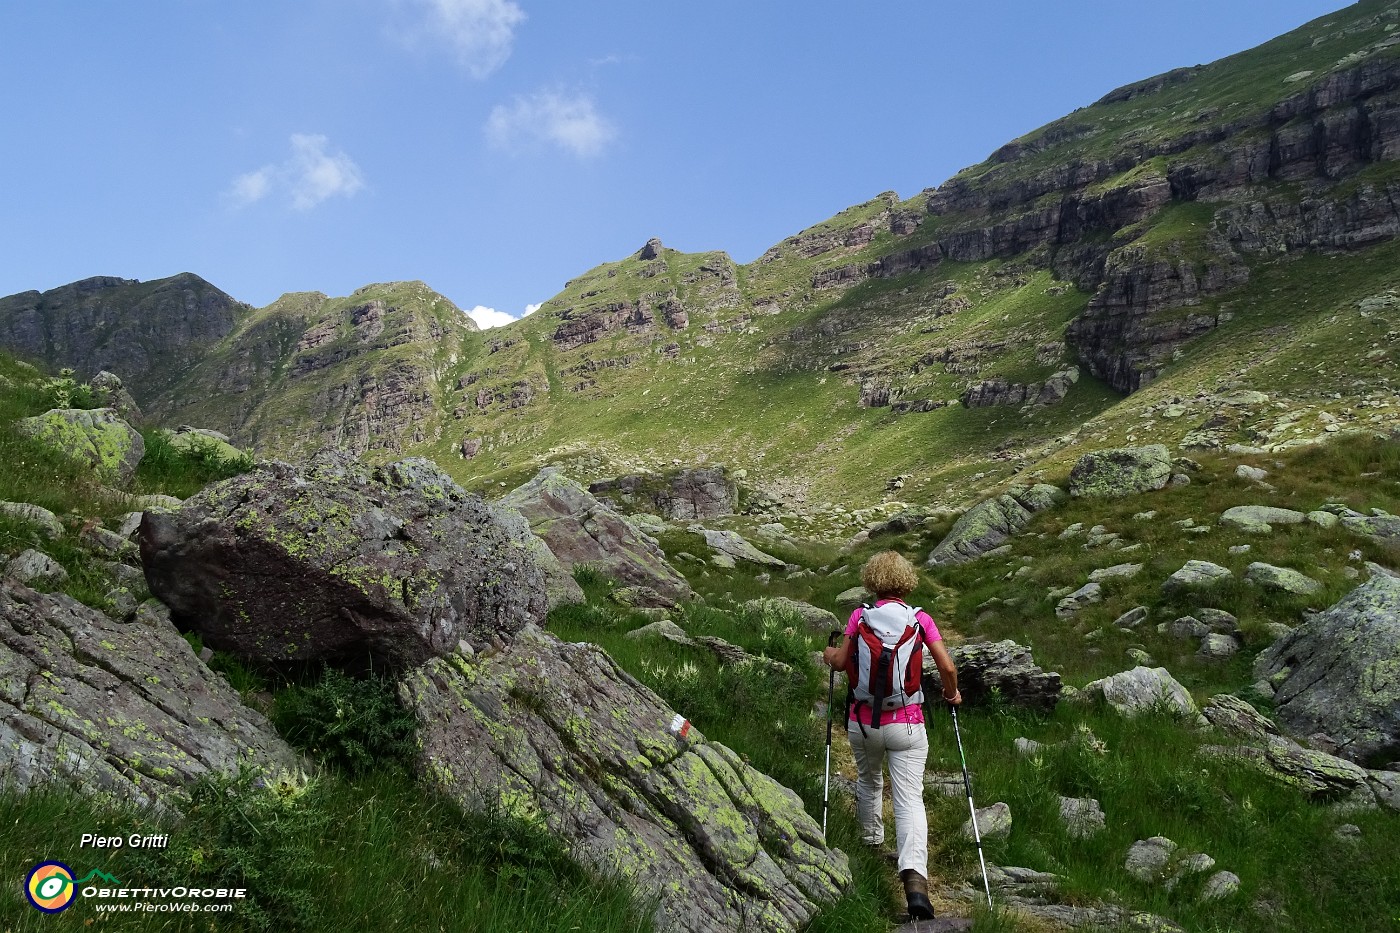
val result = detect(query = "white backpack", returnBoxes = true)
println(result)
[845,601,926,729]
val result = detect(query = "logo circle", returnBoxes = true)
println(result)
[25,862,76,913]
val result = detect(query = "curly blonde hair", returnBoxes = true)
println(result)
[861,550,919,599]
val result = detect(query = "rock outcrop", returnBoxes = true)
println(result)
[926,484,1064,566]
[1068,445,1171,499]
[405,625,850,933]
[16,408,145,486]
[141,451,548,671]
[1254,575,1400,766]
[0,580,298,810]
[1082,666,1202,721]
[590,468,738,521]
[501,468,693,602]
[940,640,1062,711]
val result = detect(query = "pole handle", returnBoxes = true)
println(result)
[827,630,841,648]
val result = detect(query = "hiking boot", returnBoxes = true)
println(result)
[902,869,934,920]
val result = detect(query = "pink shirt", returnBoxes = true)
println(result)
[845,599,942,726]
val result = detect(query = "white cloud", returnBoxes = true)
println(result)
[225,134,365,212]
[228,168,273,207]
[401,0,525,78]
[287,134,365,210]
[467,305,516,329]
[467,302,542,329]
[486,90,615,158]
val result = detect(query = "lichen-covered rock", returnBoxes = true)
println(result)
[501,468,693,602]
[1341,513,1400,545]
[404,625,849,933]
[2,549,68,587]
[612,585,677,610]
[1124,836,1178,882]
[1203,694,1277,740]
[0,581,298,810]
[0,501,63,540]
[1162,560,1233,593]
[141,450,548,671]
[964,802,1012,840]
[940,640,1061,711]
[1083,667,1201,721]
[1245,562,1322,595]
[1254,576,1400,765]
[1197,633,1241,662]
[89,371,142,421]
[1056,582,1102,618]
[742,596,840,633]
[926,484,1064,566]
[1219,505,1306,533]
[1058,796,1105,838]
[1259,735,1370,796]
[15,408,144,486]
[702,529,787,568]
[1068,445,1171,499]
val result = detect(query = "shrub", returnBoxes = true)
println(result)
[272,668,417,775]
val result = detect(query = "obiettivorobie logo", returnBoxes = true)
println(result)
[24,862,120,914]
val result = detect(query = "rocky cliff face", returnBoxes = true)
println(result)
[0,273,240,401]
[152,282,476,460]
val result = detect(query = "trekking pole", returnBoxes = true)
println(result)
[822,630,840,839]
[950,704,993,909]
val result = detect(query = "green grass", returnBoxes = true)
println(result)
[919,701,1400,933]
[0,770,652,932]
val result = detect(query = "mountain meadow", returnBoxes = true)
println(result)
[2,2,1400,931]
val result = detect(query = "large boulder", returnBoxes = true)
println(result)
[939,640,1062,711]
[590,467,738,521]
[702,529,787,568]
[1082,667,1202,721]
[1219,506,1307,533]
[404,625,849,933]
[1254,576,1400,766]
[502,468,693,602]
[15,407,145,486]
[926,484,1064,566]
[141,451,548,671]
[1245,562,1323,596]
[0,581,298,810]
[1068,445,1171,499]
[89,371,142,421]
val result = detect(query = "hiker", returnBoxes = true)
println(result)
[823,550,960,921]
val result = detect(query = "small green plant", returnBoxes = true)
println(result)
[272,667,417,775]
[40,368,97,410]
[126,766,327,931]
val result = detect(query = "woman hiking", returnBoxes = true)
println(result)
[822,550,960,921]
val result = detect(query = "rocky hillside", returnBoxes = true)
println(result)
[423,0,1400,510]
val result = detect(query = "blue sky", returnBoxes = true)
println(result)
[0,1,1352,328]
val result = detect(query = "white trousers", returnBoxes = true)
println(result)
[848,720,929,877]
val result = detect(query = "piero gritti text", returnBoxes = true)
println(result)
[80,833,169,849]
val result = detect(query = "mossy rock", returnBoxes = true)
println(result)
[16,407,144,486]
